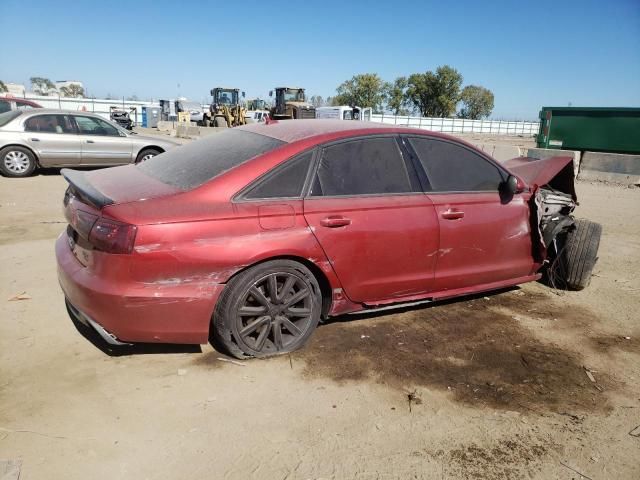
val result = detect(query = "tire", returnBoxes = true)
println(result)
[0,146,37,177]
[211,260,322,359]
[551,219,602,291]
[135,148,161,164]
[214,117,228,128]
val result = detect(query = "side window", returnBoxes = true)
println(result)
[0,100,11,114]
[24,115,74,134]
[244,150,313,199]
[74,116,120,136]
[16,102,35,111]
[409,137,504,192]
[310,137,413,196]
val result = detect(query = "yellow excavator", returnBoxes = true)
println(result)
[202,87,247,127]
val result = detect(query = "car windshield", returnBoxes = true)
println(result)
[0,110,22,127]
[137,129,285,190]
[215,91,237,104]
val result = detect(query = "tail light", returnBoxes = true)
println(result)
[88,218,137,254]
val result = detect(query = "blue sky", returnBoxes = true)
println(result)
[1,0,638,120]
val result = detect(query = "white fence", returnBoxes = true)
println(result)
[18,94,541,136]
[372,113,540,136]
[21,94,156,124]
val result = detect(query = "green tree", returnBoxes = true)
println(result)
[458,85,494,119]
[0,80,7,93]
[385,76,411,115]
[407,65,463,117]
[309,95,324,107]
[30,76,56,96]
[333,73,387,112]
[59,84,85,98]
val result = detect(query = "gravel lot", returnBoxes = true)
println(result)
[1,143,639,479]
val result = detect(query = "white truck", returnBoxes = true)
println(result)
[315,106,372,121]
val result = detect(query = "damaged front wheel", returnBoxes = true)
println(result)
[547,219,602,291]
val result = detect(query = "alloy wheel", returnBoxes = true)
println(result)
[235,272,314,354]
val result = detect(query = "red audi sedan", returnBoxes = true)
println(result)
[56,120,599,358]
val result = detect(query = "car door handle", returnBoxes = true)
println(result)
[30,138,39,141]
[85,140,95,143]
[320,216,352,228]
[442,209,465,220]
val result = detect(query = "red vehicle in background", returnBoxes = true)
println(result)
[0,97,42,113]
[55,120,601,358]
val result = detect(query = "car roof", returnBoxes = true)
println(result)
[0,97,41,106]
[240,119,452,144]
[8,108,105,118]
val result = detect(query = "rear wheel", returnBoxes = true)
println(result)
[211,260,322,358]
[0,146,37,177]
[548,219,602,290]
[135,148,161,164]
[214,116,228,128]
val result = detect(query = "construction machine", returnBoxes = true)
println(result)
[202,87,247,127]
[246,98,269,111]
[269,87,316,120]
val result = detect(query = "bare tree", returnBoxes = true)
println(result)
[59,84,85,98]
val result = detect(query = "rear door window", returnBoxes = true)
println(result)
[243,150,313,199]
[138,129,285,190]
[408,137,505,192]
[24,114,75,134]
[309,137,414,196]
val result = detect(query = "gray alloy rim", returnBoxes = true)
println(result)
[140,153,156,162]
[236,272,314,353]
[3,151,30,173]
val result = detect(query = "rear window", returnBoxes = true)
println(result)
[137,129,285,190]
[0,110,21,127]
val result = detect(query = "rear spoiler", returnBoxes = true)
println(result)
[61,169,113,209]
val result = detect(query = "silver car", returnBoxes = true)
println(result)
[0,109,180,177]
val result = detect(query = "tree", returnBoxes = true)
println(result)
[384,76,411,115]
[59,84,85,98]
[30,77,56,96]
[458,85,494,119]
[309,95,324,107]
[126,94,139,101]
[333,73,387,112]
[407,65,463,117]
[0,80,7,93]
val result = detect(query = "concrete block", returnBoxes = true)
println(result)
[578,151,640,185]
[175,124,200,138]
[157,121,174,132]
[526,148,581,176]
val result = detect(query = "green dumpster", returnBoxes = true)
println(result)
[536,107,640,154]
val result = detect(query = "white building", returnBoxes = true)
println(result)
[4,83,26,97]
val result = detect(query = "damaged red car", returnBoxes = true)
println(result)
[56,120,601,358]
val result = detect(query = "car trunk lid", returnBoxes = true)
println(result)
[61,165,180,209]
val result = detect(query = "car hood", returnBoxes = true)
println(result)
[504,155,577,200]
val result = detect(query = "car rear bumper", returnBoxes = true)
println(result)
[55,233,224,344]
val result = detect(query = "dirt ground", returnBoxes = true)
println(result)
[1,161,639,478]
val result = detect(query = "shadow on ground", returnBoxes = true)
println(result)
[294,288,610,414]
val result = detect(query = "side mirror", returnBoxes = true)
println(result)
[242,91,246,98]
[268,90,273,97]
[505,174,524,194]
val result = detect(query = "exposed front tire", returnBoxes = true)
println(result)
[211,260,322,359]
[0,146,37,177]
[135,148,161,164]
[548,219,602,290]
